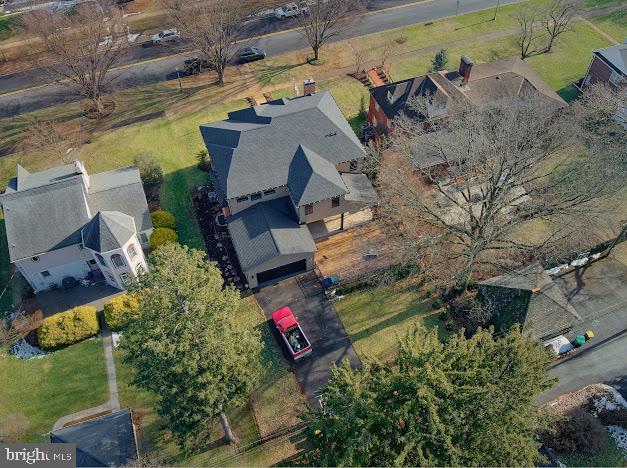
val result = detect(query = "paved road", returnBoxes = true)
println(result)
[538,255,627,403]
[0,0,521,117]
[255,271,361,407]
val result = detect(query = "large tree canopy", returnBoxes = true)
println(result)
[376,85,626,288]
[121,243,263,447]
[303,326,555,466]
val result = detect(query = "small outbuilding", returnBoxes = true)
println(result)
[50,409,138,467]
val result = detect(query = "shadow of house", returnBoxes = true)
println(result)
[478,263,583,342]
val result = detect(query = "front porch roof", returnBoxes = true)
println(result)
[341,173,379,205]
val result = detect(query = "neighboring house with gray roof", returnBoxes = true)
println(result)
[582,42,626,90]
[200,89,378,288]
[478,264,582,342]
[50,408,138,467]
[0,162,152,292]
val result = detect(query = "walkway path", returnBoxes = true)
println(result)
[52,315,120,430]
[579,16,619,45]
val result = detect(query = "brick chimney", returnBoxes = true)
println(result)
[459,55,474,84]
[304,78,316,96]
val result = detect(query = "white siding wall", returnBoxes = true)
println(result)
[227,186,290,215]
[297,195,352,224]
[15,244,94,292]
[94,235,148,290]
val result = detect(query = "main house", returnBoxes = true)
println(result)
[200,87,378,288]
[0,162,153,292]
[368,55,566,135]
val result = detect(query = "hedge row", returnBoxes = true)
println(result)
[150,210,177,230]
[150,227,178,249]
[104,294,140,331]
[37,306,100,350]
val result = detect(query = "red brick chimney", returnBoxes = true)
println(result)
[304,78,316,96]
[459,55,474,84]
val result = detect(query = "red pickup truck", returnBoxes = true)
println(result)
[272,306,312,360]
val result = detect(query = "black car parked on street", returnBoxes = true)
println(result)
[236,47,266,64]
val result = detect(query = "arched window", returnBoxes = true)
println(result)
[111,253,125,268]
[136,264,146,276]
[95,253,106,267]
[127,244,138,260]
[120,272,130,285]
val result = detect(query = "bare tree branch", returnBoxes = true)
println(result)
[296,0,364,62]
[21,0,132,115]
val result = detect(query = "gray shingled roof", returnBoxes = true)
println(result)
[1,164,151,262]
[288,145,348,206]
[227,197,317,272]
[1,178,91,262]
[369,57,565,123]
[200,91,365,199]
[595,43,627,76]
[479,264,582,341]
[50,409,137,467]
[341,173,379,204]
[82,211,136,253]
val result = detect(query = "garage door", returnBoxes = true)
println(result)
[256,259,307,285]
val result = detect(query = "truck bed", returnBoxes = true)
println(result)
[284,326,310,354]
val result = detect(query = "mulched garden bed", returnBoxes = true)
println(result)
[191,186,246,290]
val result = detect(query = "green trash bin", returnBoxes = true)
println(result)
[572,335,586,347]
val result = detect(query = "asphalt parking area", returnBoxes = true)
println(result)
[255,271,361,407]
[539,254,627,403]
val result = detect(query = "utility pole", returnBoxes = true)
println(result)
[493,0,501,20]
[175,67,183,93]
[456,0,460,16]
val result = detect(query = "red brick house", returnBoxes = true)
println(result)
[581,42,626,90]
[368,55,565,136]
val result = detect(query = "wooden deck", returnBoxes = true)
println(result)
[315,223,399,282]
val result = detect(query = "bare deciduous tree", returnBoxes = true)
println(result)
[543,0,578,52]
[375,88,626,290]
[514,6,543,59]
[296,0,363,62]
[163,0,257,86]
[21,0,132,115]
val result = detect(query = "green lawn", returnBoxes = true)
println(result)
[590,9,627,43]
[556,435,627,467]
[334,278,445,361]
[0,339,108,442]
[114,297,306,465]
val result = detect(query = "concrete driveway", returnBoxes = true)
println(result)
[255,271,361,407]
[539,253,627,403]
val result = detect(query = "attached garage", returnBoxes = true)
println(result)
[256,259,307,285]
[227,197,317,289]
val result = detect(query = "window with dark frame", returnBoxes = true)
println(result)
[111,254,126,268]
[263,189,276,195]
[251,192,262,201]
[332,196,340,208]
[349,160,358,171]
[139,232,149,244]
[305,204,313,215]
[236,196,249,203]
[41,270,51,278]
[95,253,106,267]
[31,256,39,262]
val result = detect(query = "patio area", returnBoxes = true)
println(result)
[36,282,122,317]
[315,222,400,283]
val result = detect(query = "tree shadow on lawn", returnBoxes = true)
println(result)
[349,301,439,344]
[253,61,307,87]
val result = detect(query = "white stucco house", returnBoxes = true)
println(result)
[0,161,153,292]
